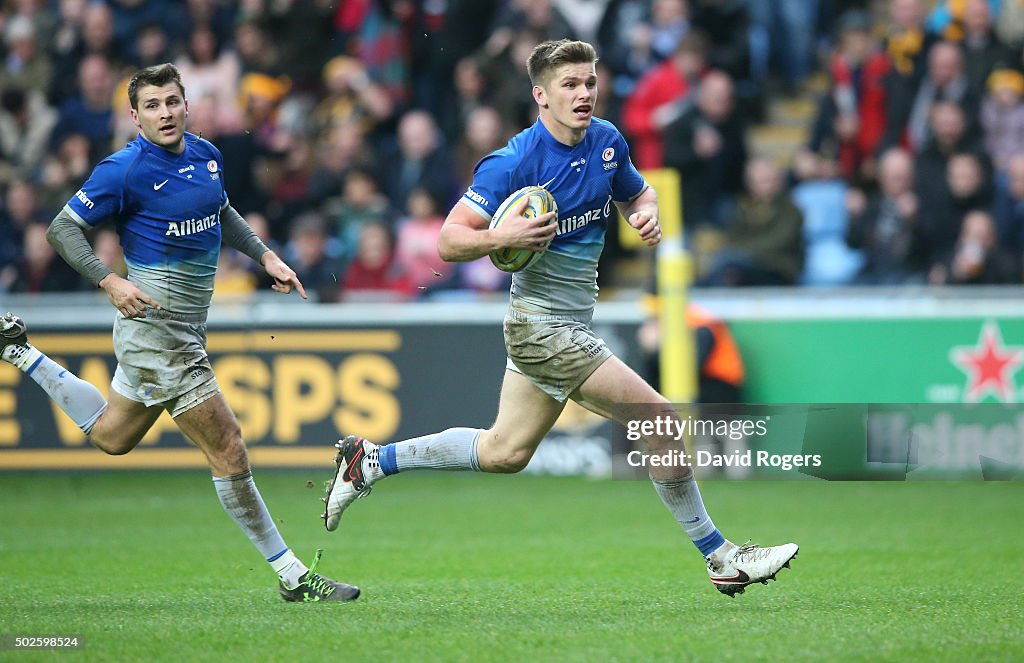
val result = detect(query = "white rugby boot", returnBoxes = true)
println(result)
[323,435,382,531]
[706,541,799,597]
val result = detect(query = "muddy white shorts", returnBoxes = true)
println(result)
[503,306,612,402]
[110,309,219,418]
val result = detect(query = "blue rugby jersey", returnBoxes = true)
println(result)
[461,116,646,313]
[64,132,228,315]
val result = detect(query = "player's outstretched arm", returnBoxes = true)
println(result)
[438,199,556,262]
[260,250,308,299]
[616,185,662,247]
[218,204,306,299]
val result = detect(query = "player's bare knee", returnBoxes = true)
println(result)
[487,447,534,474]
[89,431,138,456]
[223,420,243,446]
[92,440,133,456]
[214,433,249,475]
[477,431,537,473]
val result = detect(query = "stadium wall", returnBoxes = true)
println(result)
[0,296,642,471]
[1,289,1022,477]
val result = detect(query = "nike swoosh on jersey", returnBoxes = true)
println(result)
[539,176,557,189]
[153,180,169,190]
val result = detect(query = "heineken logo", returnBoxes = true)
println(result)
[950,321,1024,403]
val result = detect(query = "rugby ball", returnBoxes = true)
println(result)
[488,186,558,272]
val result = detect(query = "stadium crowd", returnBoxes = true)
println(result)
[2,0,1024,300]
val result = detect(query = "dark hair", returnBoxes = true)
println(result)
[187,25,222,63]
[1,88,26,114]
[127,63,185,109]
[526,39,597,87]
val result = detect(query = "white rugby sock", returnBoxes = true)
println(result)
[652,476,729,557]
[213,471,307,588]
[2,344,107,433]
[376,428,482,476]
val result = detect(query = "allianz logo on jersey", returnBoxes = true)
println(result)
[178,164,196,174]
[165,212,219,237]
[556,195,612,236]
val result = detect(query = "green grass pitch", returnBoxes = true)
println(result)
[1,472,1021,662]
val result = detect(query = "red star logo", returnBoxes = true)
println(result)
[950,321,1024,403]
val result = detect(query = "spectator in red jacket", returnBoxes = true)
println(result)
[341,222,413,300]
[621,30,709,169]
[808,11,890,183]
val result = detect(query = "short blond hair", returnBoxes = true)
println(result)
[526,39,597,86]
